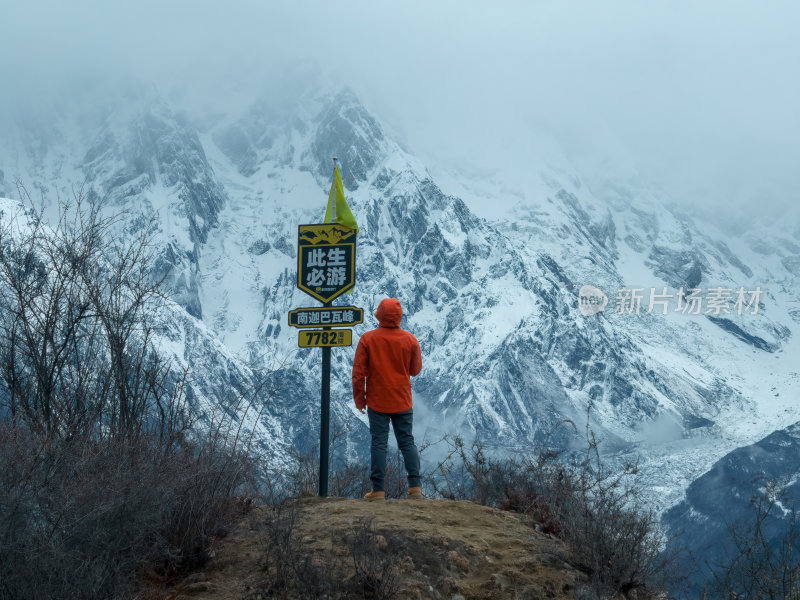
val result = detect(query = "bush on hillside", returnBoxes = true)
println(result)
[429,431,673,599]
[0,187,255,600]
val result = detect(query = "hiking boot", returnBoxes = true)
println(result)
[408,486,423,499]
[364,490,385,501]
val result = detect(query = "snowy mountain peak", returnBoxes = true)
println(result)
[2,84,800,521]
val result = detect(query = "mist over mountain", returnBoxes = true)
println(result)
[3,4,800,594]
[2,73,799,526]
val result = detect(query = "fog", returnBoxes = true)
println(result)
[2,0,798,220]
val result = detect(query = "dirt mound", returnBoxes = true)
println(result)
[165,497,592,600]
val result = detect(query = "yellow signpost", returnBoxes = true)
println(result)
[290,158,362,497]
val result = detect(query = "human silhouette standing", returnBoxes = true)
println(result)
[352,298,422,500]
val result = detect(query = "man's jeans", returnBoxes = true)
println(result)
[367,408,421,492]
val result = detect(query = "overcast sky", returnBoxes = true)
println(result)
[2,1,798,219]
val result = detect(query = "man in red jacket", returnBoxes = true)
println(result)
[352,298,423,500]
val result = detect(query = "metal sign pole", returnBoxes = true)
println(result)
[319,300,332,497]
[321,157,337,497]
[294,157,358,498]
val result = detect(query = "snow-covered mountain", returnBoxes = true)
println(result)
[663,419,800,586]
[2,82,799,517]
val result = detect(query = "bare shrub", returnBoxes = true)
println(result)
[259,502,333,599]
[258,505,403,600]
[0,422,254,599]
[345,518,401,600]
[0,187,256,600]
[428,428,672,599]
[0,186,172,440]
[282,421,371,500]
[703,480,800,599]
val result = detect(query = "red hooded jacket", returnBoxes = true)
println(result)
[351,298,422,413]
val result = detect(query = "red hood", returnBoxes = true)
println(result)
[375,298,403,327]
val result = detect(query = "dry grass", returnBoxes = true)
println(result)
[165,497,592,600]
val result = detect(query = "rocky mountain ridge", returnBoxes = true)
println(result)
[1,83,799,519]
